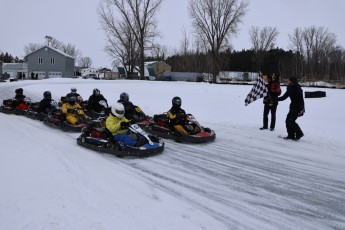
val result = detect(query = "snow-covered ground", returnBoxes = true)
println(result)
[0,79,344,230]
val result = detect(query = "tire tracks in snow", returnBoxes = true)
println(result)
[110,137,345,230]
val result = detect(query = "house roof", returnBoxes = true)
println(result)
[147,66,155,76]
[25,46,75,59]
[117,67,126,75]
[145,61,158,66]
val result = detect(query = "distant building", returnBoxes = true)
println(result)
[25,46,75,79]
[2,62,28,79]
[145,61,171,78]
[80,67,99,77]
[217,71,258,83]
[109,66,126,79]
[162,72,205,82]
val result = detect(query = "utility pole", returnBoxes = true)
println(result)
[45,35,53,47]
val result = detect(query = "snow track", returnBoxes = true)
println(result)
[1,79,345,229]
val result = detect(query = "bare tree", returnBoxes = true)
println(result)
[303,26,336,80]
[328,46,345,83]
[98,0,163,79]
[47,37,62,49]
[78,57,93,68]
[289,26,337,81]
[60,43,82,60]
[24,43,43,55]
[178,28,191,71]
[189,0,249,82]
[288,27,304,77]
[180,28,190,56]
[249,26,279,71]
[150,43,166,60]
[98,0,139,77]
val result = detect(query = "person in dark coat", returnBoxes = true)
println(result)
[87,88,107,113]
[278,77,305,140]
[12,88,27,110]
[117,92,146,121]
[66,87,83,103]
[167,96,198,135]
[39,91,55,114]
[260,74,281,131]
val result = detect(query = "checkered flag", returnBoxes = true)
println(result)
[244,74,268,106]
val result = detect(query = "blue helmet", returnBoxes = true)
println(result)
[120,92,129,102]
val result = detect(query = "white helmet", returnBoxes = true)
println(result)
[111,102,125,118]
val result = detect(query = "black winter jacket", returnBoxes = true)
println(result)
[118,99,136,115]
[167,106,187,125]
[39,98,54,113]
[88,94,107,112]
[278,83,305,112]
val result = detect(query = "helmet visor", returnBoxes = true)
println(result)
[115,109,125,116]
[174,99,181,106]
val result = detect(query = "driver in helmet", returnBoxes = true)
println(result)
[13,88,28,110]
[167,96,190,134]
[39,91,56,114]
[62,95,88,125]
[87,88,107,113]
[105,103,146,147]
[66,87,83,103]
[117,92,146,121]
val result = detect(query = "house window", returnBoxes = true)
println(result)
[50,58,55,64]
[38,57,43,64]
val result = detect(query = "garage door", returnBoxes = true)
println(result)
[49,72,62,78]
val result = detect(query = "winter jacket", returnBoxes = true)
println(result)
[105,113,129,136]
[66,92,80,98]
[278,83,304,112]
[62,103,84,125]
[15,94,26,102]
[66,92,83,102]
[168,106,187,125]
[88,94,107,112]
[62,102,83,114]
[118,99,136,114]
[264,81,281,105]
[39,98,54,113]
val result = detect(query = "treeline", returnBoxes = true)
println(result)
[163,48,296,79]
[148,46,345,83]
[0,52,23,63]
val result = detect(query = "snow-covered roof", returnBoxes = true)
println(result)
[144,61,158,65]
[25,46,75,59]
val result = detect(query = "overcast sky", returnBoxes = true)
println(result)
[1,0,344,68]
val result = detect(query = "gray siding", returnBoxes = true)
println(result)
[26,46,75,78]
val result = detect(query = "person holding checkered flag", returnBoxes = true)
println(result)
[244,73,268,106]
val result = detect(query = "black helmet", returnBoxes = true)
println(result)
[93,88,100,95]
[71,87,77,93]
[68,96,76,105]
[172,96,181,107]
[15,88,23,94]
[43,91,51,99]
[120,92,129,102]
